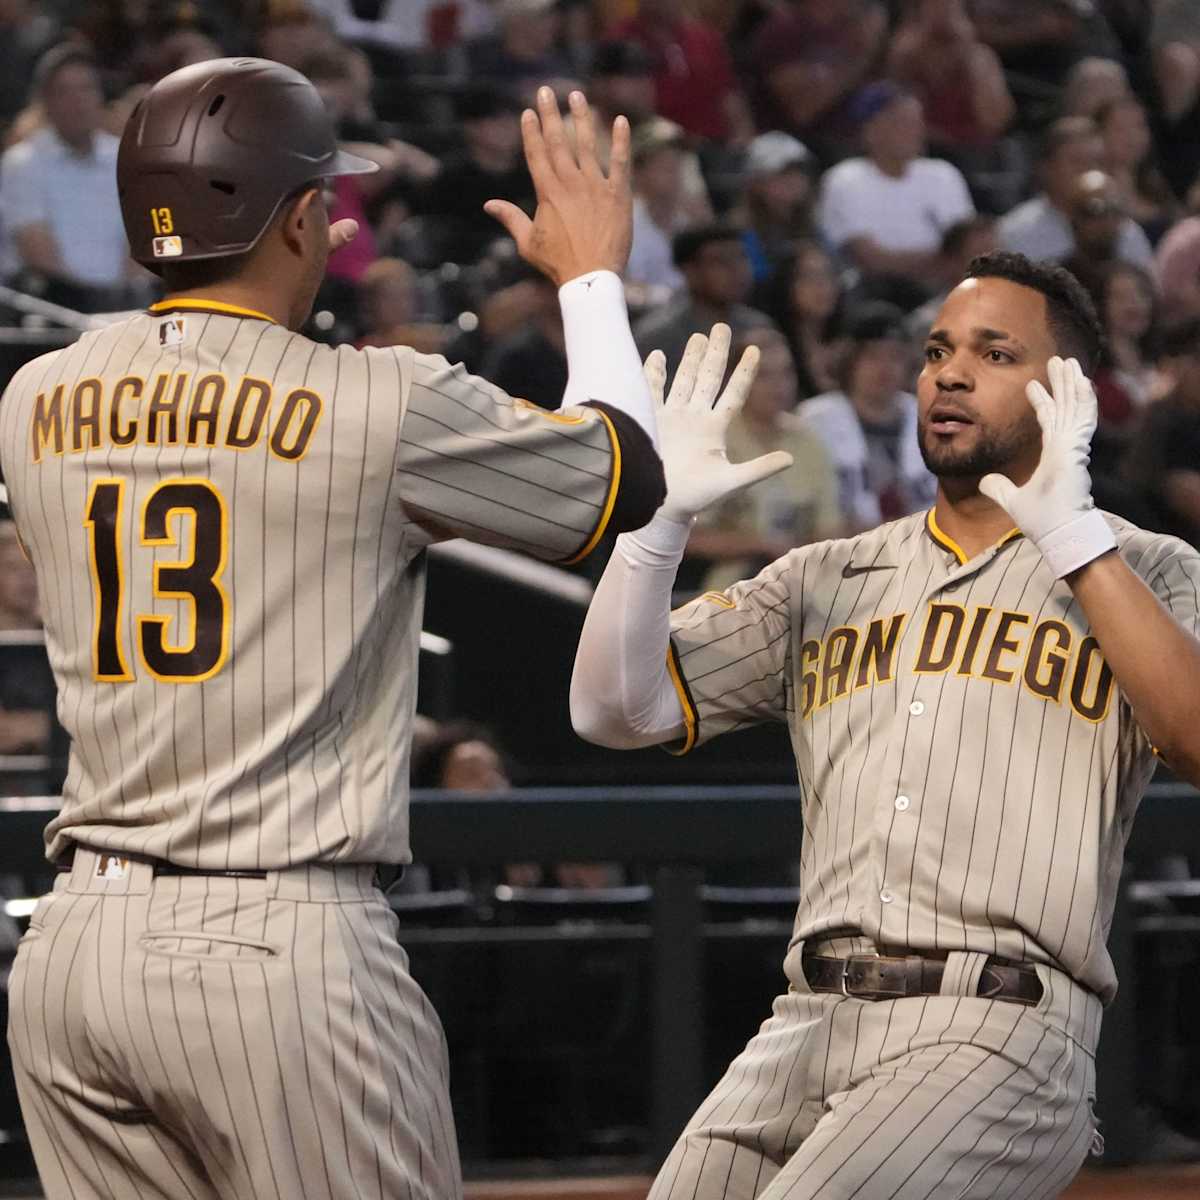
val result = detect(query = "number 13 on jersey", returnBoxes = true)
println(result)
[84,477,229,684]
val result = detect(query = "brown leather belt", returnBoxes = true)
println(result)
[803,950,1043,1006]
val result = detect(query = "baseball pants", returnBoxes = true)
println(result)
[7,847,461,1200]
[648,939,1105,1200]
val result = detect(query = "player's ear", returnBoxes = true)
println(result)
[280,187,321,257]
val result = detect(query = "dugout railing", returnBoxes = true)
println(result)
[0,784,1195,1169]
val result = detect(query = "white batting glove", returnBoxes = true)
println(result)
[978,355,1116,578]
[646,324,793,525]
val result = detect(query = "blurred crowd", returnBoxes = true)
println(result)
[1,0,1200,680]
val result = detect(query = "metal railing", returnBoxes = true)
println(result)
[0,783,1194,1165]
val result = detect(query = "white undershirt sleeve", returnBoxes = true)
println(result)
[558,270,659,450]
[570,512,690,748]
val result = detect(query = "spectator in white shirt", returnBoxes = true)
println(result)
[997,116,1154,268]
[626,117,690,300]
[817,83,974,298]
[0,44,134,309]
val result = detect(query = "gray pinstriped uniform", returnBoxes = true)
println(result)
[0,301,624,1199]
[651,508,1200,1200]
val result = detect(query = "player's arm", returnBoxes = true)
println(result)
[485,87,659,448]
[979,357,1200,786]
[570,326,793,749]
[1066,549,1200,785]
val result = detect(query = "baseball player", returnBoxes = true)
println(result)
[0,59,664,1200]
[571,252,1200,1199]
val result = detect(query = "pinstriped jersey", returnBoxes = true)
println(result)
[666,508,1200,1001]
[0,300,622,869]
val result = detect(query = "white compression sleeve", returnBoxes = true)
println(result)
[558,270,659,449]
[570,512,690,749]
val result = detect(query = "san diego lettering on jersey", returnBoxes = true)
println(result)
[29,370,323,463]
[798,601,1113,722]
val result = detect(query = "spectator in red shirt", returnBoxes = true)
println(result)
[887,0,1015,152]
[610,0,753,144]
[747,0,888,158]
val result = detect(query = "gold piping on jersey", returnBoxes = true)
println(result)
[664,638,698,755]
[561,406,621,565]
[514,397,587,425]
[149,298,277,324]
[925,508,1022,564]
[699,591,736,609]
[926,509,967,564]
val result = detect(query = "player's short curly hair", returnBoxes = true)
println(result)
[963,251,1106,374]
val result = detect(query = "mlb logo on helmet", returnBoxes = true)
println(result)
[152,235,182,258]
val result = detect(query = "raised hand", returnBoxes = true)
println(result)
[484,87,632,287]
[979,355,1116,578]
[648,325,794,524]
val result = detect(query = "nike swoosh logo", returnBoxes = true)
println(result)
[842,562,897,578]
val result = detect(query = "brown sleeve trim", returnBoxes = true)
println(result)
[560,401,666,563]
[560,405,622,565]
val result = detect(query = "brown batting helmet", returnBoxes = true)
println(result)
[118,57,377,269]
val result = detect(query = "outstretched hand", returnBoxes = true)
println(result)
[484,87,632,287]
[649,325,794,524]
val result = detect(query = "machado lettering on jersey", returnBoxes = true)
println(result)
[799,601,1114,723]
[29,373,323,464]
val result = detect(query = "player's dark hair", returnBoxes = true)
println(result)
[672,224,743,268]
[159,253,249,292]
[157,180,315,290]
[963,251,1105,373]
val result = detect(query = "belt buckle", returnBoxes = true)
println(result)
[839,953,877,998]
